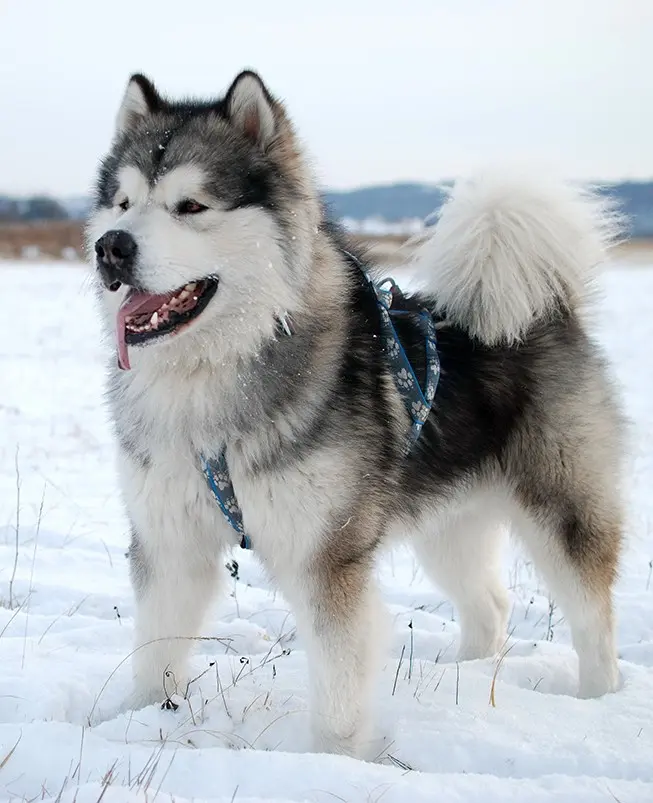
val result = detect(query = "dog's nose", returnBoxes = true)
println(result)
[95,230,138,291]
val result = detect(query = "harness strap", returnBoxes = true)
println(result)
[202,450,252,550]
[374,278,440,454]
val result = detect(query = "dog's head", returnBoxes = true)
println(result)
[87,71,319,370]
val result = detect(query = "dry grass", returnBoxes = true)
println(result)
[0,220,84,260]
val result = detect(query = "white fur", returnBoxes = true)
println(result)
[231,446,356,567]
[410,172,624,345]
[122,447,230,705]
[232,446,386,757]
[409,488,511,660]
[509,504,620,698]
[152,165,211,209]
[123,400,386,752]
[114,165,149,207]
[287,576,386,758]
[409,485,620,697]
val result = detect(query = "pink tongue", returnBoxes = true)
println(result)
[116,290,174,370]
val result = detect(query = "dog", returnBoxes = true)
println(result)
[86,70,625,759]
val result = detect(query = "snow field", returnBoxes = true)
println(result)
[0,261,652,802]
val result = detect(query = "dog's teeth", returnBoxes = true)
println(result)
[185,282,197,292]
[150,312,159,327]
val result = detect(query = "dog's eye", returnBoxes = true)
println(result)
[177,200,207,215]
[118,199,130,212]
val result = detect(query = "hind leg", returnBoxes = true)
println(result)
[412,492,510,661]
[511,495,621,698]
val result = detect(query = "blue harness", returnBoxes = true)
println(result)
[201,258,440,550]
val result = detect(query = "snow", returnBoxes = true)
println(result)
[1,259,652,802]
[341,216,426,236]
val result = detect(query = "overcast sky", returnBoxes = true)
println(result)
[0,0,650,196]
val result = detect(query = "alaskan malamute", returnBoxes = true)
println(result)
[87,71,625,758]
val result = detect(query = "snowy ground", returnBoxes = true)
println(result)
[1,260,652,803]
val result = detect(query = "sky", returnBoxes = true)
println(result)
[0,0,651,196]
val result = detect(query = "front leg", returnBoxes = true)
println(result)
[128,523,222,707]
[120,449,227,709]
[276,544,387,759]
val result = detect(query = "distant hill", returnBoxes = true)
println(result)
[2,180,652,238]
[325,181,653,238]
[323,182,451,224]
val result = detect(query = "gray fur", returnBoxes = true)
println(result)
[127,527,150,596]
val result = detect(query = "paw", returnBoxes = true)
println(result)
[578,663,621,699]
[457,644,500,661]
[457,591,509,661]
[311,719,375,760]
[130,663,189,711]
[457,630,505,661]
[125,685,165,712]
[312,729,363,759]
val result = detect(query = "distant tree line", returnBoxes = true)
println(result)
[2,180,652,236]
[0,195,70,223]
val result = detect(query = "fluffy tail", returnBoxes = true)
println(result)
[409,172,624,345]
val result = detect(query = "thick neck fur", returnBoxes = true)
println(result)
[106,227,351,470]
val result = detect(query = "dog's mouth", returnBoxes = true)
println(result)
[116,276,219,370]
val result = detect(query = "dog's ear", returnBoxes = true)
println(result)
[115,74,161,135]
[225,71,276,149]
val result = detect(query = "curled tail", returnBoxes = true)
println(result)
[409,172,624,345]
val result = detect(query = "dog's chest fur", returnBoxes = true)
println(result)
[110,357,360,569]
